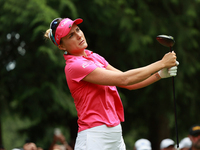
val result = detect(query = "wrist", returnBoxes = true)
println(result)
[159,60,165,69]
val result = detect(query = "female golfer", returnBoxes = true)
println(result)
[44,18,178,150]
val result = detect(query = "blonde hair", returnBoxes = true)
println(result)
[44,28,59,45]
[44,29,51,40]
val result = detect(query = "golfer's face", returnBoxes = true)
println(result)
[190,134,200,149]
[61,24,88,56]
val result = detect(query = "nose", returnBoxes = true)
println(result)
[76,31,81,39]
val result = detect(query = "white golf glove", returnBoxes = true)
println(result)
[158,61,179,78]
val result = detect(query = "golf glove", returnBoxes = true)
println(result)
[158,61,179,78]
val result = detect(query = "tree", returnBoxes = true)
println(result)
[0,0,78,148]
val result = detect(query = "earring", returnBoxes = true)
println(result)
[64,51,68,54]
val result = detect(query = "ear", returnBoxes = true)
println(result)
[58,44,66,51]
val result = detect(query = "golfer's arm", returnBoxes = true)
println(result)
[118,72,161,90]
[106,64,161,90]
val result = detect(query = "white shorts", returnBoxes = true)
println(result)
[74,124,126,150]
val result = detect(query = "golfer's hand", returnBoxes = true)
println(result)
[161,51,177,68]
[158,61,179,78]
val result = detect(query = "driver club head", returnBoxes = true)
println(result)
[156,35,175,48]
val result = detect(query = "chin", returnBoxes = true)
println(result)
[83,43,88,49]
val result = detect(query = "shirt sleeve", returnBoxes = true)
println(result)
[65,58,98,82]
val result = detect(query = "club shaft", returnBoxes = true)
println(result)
[170,46,179,148]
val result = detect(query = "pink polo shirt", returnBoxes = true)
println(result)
[64,50,124,132]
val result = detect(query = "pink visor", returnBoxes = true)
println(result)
[55,18,83,45]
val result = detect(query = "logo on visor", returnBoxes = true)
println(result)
[56,35,59,42]
[61,20,70,27]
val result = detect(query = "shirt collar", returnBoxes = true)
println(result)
[63,49,93,61]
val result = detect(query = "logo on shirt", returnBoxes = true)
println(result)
[82,62,92,68]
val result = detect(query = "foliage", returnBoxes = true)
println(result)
[0,0,200,149]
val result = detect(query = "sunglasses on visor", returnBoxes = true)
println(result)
[50,18,62,30]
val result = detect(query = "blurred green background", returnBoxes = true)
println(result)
[0,0,200,149]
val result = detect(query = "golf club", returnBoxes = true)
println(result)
[156,35,175,49]
[156,35,179,150]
